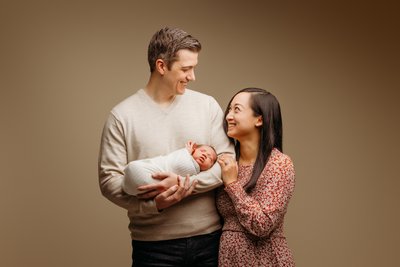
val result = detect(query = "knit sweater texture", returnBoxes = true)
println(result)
[98,89,234,241]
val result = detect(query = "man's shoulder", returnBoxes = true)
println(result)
[111,89,143,113]
[184,89,210,97]
[184,89,216,103]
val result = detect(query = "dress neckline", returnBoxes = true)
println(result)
[238,148,280,167]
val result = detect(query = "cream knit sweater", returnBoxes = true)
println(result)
[98,89,234,241]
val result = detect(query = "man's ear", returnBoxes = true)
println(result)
[255,116,263,127]
[155,59,167,75]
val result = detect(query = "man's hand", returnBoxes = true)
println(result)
[154,175,198,211]
[136,172,179,199]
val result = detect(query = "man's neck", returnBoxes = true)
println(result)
[145,77,175,107]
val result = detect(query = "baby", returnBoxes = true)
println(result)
[122,141,217,195]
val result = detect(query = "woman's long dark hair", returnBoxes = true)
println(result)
[223,88,283,192]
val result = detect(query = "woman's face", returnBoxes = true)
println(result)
[226,92,262,141]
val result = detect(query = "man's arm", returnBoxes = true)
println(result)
[99,113,195,212]
[190,97,234,193]
[123,159,166,196]
[137,97,234,196]
[98,113,133,209]
[99,113,159,214]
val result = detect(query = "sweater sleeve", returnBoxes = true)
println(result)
[188,162,223,193]
[224,155,295,237]
[189,97,235,193]
[98,113,159,214]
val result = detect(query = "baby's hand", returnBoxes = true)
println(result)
[185,140,196,154]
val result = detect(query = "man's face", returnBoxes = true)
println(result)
[192,145,217,171]
[163,49,198,95]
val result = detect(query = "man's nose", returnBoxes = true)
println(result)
[188,69,195,81]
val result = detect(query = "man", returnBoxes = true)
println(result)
[98,27,233,266]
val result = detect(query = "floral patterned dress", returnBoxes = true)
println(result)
[216,148,295,267]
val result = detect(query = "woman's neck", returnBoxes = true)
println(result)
[238,138,259,165]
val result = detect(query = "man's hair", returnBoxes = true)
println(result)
[147,27,201,72]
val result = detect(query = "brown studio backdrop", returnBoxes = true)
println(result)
[1,1,399,266]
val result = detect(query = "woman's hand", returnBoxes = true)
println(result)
[217,154,238,186]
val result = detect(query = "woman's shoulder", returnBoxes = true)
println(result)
[268,148,294,170]
[258,149,295,185]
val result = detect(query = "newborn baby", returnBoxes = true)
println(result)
[122,141,217,195]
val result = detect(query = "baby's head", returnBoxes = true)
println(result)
[192,144,217,171]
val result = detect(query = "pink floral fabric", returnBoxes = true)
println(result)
[216,148,295,266]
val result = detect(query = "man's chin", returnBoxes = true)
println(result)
[177,87,186,95]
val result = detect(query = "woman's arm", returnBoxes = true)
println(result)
[224,155,295,237]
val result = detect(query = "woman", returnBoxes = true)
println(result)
[217,88,295,266]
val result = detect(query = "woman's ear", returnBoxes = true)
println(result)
[255,116,263,127]
[155,59,166,75]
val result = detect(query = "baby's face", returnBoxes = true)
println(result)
[192,145,217,171]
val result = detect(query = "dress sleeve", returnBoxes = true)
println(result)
[224,155,295,237]
[98,113,159,214]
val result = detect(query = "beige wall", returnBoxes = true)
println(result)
[1,1,399,266]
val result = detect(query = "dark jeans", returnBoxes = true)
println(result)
[131,230,221,267]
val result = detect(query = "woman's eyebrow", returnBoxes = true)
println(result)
[233,103,244,108]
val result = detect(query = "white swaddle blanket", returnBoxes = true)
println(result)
[122,148,200,195]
